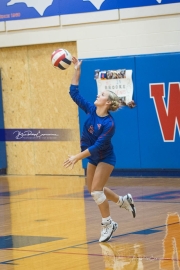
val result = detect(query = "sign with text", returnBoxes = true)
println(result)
[95,69,133,104]
[0,129,76,141]
[0,0,179,21]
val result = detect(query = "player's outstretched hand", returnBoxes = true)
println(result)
[63,155,78,170]
[72,56,82,70]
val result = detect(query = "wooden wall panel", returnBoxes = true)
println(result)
[0,46,32,128]
[0,42,84,176]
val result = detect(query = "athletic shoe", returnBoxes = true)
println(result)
[99,220,118,242]
[112,220,118,232]
[120,193,136,218]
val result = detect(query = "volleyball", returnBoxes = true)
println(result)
[51,48,72,70]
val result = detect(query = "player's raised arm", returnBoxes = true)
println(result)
[71,57,82,85]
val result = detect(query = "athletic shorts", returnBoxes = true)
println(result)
[87,152,116,167]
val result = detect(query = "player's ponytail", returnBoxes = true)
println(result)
[107,91,122,112]
[107,90,136,111]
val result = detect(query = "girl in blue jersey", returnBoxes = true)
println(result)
[64,57,136,242]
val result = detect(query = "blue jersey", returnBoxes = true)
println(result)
[69,85,115,162]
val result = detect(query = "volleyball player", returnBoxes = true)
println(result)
[64,57,136,242]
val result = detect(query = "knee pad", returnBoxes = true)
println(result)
[91,190,106,205]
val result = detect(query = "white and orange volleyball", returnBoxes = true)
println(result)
[51,48,72,70]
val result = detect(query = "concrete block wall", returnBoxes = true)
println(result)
[0,4,180,58]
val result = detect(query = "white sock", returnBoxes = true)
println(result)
[102,216,112,225]
[116,196,123,206]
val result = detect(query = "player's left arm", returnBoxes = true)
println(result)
[63,149,90,169]
[63,118,115,169]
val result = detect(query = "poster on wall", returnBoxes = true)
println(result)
[0,0,179,22]
[95,69,133,104]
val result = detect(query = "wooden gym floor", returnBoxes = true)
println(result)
[0,175,180,270]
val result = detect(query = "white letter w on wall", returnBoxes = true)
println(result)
[150,83,180,142]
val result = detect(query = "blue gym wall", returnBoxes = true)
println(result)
[78,52,180,173]
[0,70,7,174]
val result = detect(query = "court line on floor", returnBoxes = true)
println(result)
[1,197,180,204]
[1,221,179,265]
[1,248,180,265]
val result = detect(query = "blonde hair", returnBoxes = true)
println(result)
[107,90,122,112]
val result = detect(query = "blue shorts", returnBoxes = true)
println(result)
[88,152,116,167]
